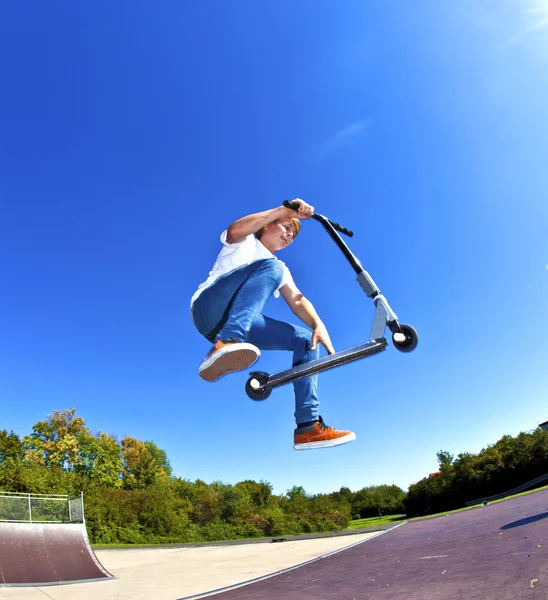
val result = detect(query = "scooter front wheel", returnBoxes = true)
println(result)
[245,372,272,401]
[392,324,418,353]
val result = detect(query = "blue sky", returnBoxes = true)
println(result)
[1,1,547,497]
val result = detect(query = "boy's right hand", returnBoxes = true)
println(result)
[287,198,314,219]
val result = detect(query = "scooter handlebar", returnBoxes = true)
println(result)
[283,200,354,237]
[283,200,303,212]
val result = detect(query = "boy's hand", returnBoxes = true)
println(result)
[287,198,314,220]
[311,323,335,355]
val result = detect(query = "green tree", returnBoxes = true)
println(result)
[284,485,307,505]
[234,480,274,508]
[121,437,161,489]
[23,409,88,470]
[220,486,242,520]
[0,430,26,491]
[77,432,123,488]
[144,441,172,477]
[0,430,25,465]
[437,450,454,471]
[369,485,406,516]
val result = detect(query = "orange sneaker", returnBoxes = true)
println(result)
[198,339,260,382]
[293,416,356,450]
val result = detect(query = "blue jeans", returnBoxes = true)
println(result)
[191,259,319,424]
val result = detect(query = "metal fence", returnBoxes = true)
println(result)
[0,491,85,523]
[465,472,548,507]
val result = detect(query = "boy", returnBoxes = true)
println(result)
[190,199,355,450]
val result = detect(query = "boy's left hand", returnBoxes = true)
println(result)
[311,324,335,355]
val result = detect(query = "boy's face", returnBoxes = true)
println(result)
[261,219,297,252]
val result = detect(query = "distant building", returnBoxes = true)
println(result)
[540,421,548,432]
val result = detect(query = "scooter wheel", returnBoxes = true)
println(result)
[392,324,418,353]
[245,372,272,401]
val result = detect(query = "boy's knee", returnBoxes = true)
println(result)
[254,258,284,280]
[294,327,319,357]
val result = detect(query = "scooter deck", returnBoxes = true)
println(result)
[266,338,388,389]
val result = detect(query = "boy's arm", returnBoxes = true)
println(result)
[280,283,335,354]
[226,198,313,243]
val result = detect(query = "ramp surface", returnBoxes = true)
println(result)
[0,522,113,586]
[191,488,548,600]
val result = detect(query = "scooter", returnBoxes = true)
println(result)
[245,200,418,401]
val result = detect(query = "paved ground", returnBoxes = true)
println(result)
[2,489,547,600]
[0,530,381,600]
[196,489,548,600]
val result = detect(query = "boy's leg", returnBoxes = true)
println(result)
[191,259,285,380]
[191,259,285,342]
[193,277,356,449]
[247,314,356,450]
[246,315,320,425]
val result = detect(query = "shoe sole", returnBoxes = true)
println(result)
[199,345,259,382]
[293,432,356,450]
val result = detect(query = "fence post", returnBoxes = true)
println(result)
[28,494,32,523]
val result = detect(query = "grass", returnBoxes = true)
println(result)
[346,514,406,530]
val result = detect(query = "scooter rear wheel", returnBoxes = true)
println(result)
[392,324,418,352]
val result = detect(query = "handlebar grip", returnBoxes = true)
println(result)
[283,200,301,211]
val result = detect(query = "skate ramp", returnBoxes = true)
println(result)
[0,522,113,586]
